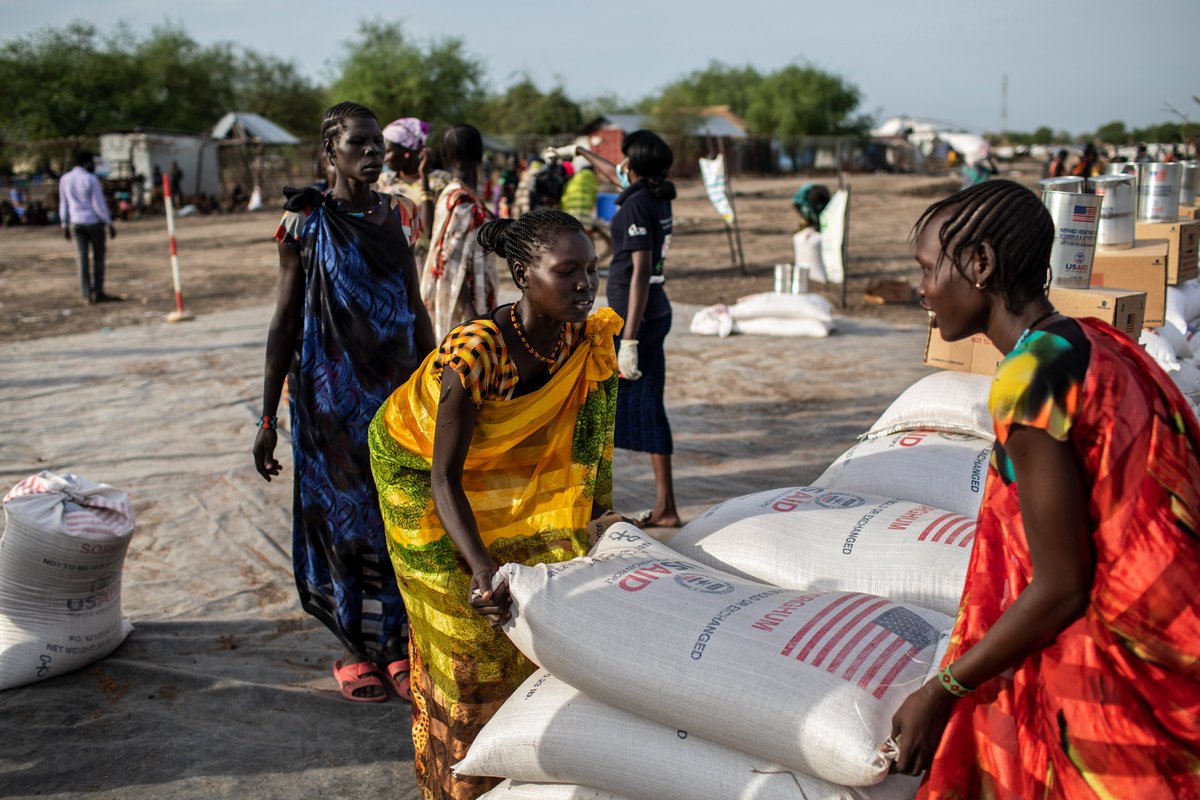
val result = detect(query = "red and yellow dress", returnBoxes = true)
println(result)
[923,317,1200,799]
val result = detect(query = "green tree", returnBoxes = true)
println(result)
[0,22,138,143]
[1094,120,1127,145]
[116,23,237,132]
[231,51,326,138]
[329,21,485,129]
[480,77,582,137]
[651,61,763,118]
[744,63,863,169]
[1031,126,1054,145]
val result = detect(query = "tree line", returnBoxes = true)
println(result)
[991,119,1196,148]
[3,18,1189,169]
[0,20,865,162]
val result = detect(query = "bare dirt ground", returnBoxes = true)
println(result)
[0,172,994,343]
[0,170,1040,799]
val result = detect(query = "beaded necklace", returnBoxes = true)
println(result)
[509,304,565,367]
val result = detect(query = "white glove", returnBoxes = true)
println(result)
[618,339,642,380]
[555,144,579,160]
[541,146,560,163]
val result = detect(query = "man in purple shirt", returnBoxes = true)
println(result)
[59,150,118,304]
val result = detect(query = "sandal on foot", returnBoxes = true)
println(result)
[332,659,388,703]
[384,658,412,703]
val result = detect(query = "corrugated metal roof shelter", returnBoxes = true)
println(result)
[211,112,300,145]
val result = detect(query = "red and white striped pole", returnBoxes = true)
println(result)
[162,174,193,322]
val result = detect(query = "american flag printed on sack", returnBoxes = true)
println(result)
[918,511,976,547]
[1072,205,1097,224]
[781,594,941,699]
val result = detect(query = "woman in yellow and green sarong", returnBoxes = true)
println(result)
[369,208,622,800]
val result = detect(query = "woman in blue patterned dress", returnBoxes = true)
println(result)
[253,102,437,702]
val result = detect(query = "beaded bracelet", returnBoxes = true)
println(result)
[258,414,277,431]
[938,664,974,697]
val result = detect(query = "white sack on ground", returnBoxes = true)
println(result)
[497,525,952,787]
[731,292,834,322]
[481,781,630,800]
[794,228,827,283]
[458,670,921,800]
[816,430,991,518]
[864,372,993,440]
[690,293,836,338]
[1171,361,1200,402]
[1140,328,1181,373]
[1,471,135,690]
[1179,278,1200,323]
[1167,286,1188,335]
[663,487,972,616]
[1157,323,1194,360]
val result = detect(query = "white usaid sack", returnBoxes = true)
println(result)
[1,472,135,689]
[482,781,629,800]
[1171,361,1200,402]
[864,372,993,440]
[498,526,951,787]
[458,670,921,800]
[730,292,834,323]
[1157,323,1195,361]
[816,431,991,519]
[664,487,972,617]
[1140,328,1181,373]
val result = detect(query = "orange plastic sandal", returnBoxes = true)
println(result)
[331,659,388,703]
[384,659,412,703]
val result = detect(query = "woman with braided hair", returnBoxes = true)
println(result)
[254,101,435,704]
[370,208,623,799]
[890,179,1200,797]
[420,123,498,340]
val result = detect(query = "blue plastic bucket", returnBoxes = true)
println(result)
[595,192,618,221]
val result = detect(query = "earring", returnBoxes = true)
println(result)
[975,281,988,290]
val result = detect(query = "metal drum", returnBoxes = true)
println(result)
[1090,174,1136,250]
[1136,162,1182,222]
[1179,161,1198,207]
[1105,162,1138,176]
[1042,190,1103,288]
[1039,176,1084,195]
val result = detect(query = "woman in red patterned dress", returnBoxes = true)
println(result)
[890,179,1200,798]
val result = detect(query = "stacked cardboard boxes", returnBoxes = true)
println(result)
[924,286,1147,375]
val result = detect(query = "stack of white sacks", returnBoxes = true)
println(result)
[463,372,995,799]
[1142,278,1200,417]
[690,292,836,339]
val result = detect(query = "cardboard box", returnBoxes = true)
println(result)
[924,286,1147,374]
[1090,240,1168,327]
[1050,285,1146,337]
[1135,219,1199,284]
[923,328,1004,375]
[1178,206,1200,221]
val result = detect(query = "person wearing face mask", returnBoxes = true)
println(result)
[370,208,623,798]
[572,131,681,528]
[254,101,436,705]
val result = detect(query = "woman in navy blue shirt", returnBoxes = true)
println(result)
[574,131,680,527]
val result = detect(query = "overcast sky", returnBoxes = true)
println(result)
[6,0,1199,135]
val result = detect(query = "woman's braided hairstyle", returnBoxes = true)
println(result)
[476,208,586,282]
[912,179,1054,312]
[320,101,378,158]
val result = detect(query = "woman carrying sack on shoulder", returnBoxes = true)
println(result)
[890,179,1200,798]
[370,208,624,799]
